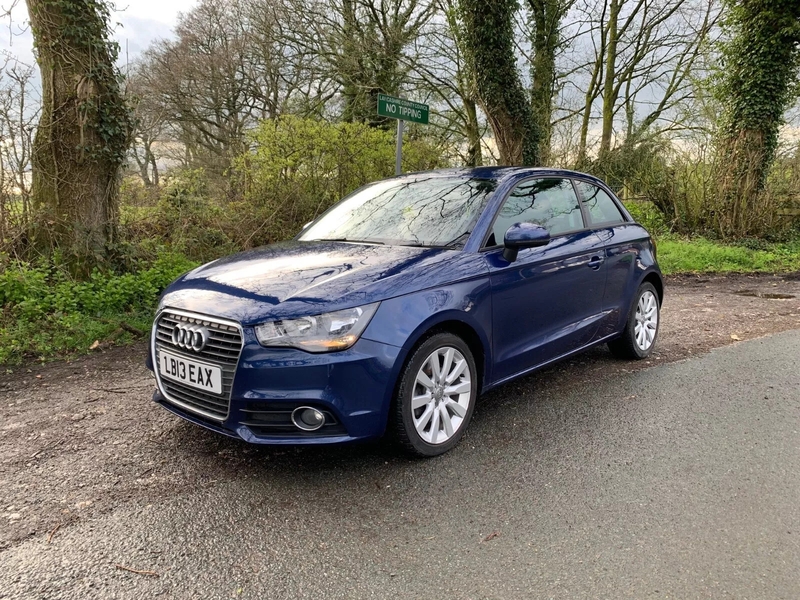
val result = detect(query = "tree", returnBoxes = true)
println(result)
[527,0,574,165]
[408,0,485,166]
[566,0,717,164]
[140,0,260,176]
[714,0,800,237]
[128,63,166,187]
[0,58,39,245]
[284,0,433,126]
[459,0,539,165]
[138,0,315,177]
[25,0,131,271]
[340,0,433,124]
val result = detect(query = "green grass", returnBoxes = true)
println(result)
[0,253,199,365]
[0,312,154,366]
[657,236,800,275]
[1,234,799,366]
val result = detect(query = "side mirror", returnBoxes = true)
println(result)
[502,222,550,262]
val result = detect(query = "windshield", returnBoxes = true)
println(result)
[299,174,497,248]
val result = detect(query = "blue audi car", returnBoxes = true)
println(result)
[146,167,663,456]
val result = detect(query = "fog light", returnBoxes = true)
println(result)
[291,407,325,431]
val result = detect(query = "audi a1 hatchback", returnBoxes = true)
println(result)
[146,167,663,456]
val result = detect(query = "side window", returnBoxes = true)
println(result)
[487,178,583,247]
[575,180,626,226]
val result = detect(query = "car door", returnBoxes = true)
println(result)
[484,178,608,383]
[573,180,640,338]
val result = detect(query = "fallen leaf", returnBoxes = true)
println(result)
[89,340,100,350]
[483,531,500,542]
[47,522,61,543]
[114,564,159,577]
[730,334,741,341]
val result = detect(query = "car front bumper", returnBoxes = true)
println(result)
[148,333,403,445]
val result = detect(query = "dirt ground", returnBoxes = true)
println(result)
[2,272,799,552]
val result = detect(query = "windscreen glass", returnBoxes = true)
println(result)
[300,175,497,248]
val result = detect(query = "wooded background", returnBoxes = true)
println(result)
[0,0,799,275]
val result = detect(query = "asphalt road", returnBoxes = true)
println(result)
[3,330,800,599]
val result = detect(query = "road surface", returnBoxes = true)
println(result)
[2,327,799,599]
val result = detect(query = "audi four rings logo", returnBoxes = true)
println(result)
[172,323,209,352]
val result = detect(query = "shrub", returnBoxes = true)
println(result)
[588,140,694,232]
[0,253,198,363]
[623,200,670,237]
[116,169,239,265]
[588,137,800,240]
[235,116,446,244]
[116,118,448,264]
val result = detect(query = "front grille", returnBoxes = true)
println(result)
[241,403,347,437]
[154,310,243,420]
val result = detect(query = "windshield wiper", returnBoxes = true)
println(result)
[315,237,385,245]
[397,241,462,249]
[414,231,471,249]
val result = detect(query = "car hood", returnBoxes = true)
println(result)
[159,240,483,325]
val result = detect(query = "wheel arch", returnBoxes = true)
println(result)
[386,316,487,456]
[641,270,664,304]
[417,319,487,392]
[392,312,490,397]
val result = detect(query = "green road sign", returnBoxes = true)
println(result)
[377,94,429,125]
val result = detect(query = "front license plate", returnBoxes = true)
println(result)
[159,350,222,395]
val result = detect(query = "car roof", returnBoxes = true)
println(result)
[395,166,609,188]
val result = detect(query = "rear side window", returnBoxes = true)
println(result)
[487,178,583,246]
[575,180,626,226]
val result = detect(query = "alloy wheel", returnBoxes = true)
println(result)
[634,290,658,351]
[411,346,473,445]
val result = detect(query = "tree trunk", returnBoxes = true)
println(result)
[133,137,153,187]
[576,0,607,166]
[577,53,603,166]
[460,0,539,165]
[26,0,130,274]
[339,0,364,123]
[149,149,160,187]
[714,0,800,238]
[599,0,620,159]
[464,98,482,167]
[528,0,567,166]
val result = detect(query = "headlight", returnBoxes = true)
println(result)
[254,302,380,352]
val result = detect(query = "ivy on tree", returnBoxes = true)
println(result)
[458,0,540,166]
[714,0,800,238]
[27,0,132,274]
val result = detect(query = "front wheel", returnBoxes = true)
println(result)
[392,333,477,457]
[608,282,660,360]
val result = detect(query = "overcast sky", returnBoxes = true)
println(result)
[1,0,198,67]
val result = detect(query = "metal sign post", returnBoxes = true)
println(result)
[377,94,429,176]
[395,119,404,176]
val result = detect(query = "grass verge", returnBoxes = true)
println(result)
[656,236,800,275]
[0,253,198,365]
[1,236,798,365]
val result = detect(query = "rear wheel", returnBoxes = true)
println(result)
[393,333,477,457]
[608,282,660,360]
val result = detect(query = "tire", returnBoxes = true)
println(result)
[608,282,660,360]
[392,332,478,457]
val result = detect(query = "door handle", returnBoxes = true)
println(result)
[588,255,605,270]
